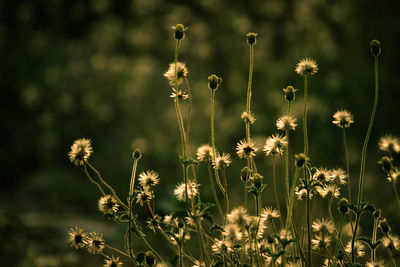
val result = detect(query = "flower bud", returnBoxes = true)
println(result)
[370,39,381,57]
[172,24,187,40]
[378,156,392,173]
[283,86,297,102]
[208,74,222,91]
[145,251,155,266]
[251,173,263,189]
[241,166,250,182]
[373,209,381,219]
[379,218,390,234]
[133,148,142,159]
[246,32,257,45]
[295,153,309,168]
[338,198,349,214]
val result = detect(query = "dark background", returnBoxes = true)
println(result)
[1,0,400,266]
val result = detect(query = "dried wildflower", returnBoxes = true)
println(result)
[276,115,298,131]
[311,234,331,250]
[320,184,340,199]
[379,135,400,154]
[211,239,232,254]
[246,32,257,45]
[227,206,250,227]
[263,133,288,157]
[223,223,242,242]
[382,234,400,250]
[104,256,123,267]
[332,110,354,128]
[86,232,105,254]
[261,206,280,220]
[283,86,298,102]
[68,138,93,166]
[366,259,386,267]
[295,58,318,76]
[345,240,365,258]
[146,214,162,232]
[136,189,153,206]
[279,229,294,240]
[236,139,258,159]
[241,112,256,124]
[312,218,335,235]
[196,144,214,161]
[295,187,312,200]
[388,167,400,183]
[213,152,232,169]
[98,195,119,215]
[312,168,330,183]
[170,87,189,100]
[328,168,347,185]
[67,227,87,249]
[174,181,199,201]
[163,62,188,86]
[138,170,160,188]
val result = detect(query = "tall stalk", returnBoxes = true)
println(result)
[303,74,309,156]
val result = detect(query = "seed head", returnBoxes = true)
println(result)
[382,234,400,250]
[98,195,119,215]
[174,181,199,201]
[208,74,222,90]
[263,133,288,157]
[172,24,188,40]
[295,58,318,76]
[379,135,400,154]
[312,218,335,235]
[104,256,123,267]
[370,39,381,57]
[68,138,93,166]
[246,32,257,45]
[227,206,250,227]
[236,139,258,159]
[196,144,213,162]
[388,167,400,183]
[163,62,188,86]
[276,115,298,131]
[86,232,105,254]
[138,170,160,188]
[365,259,385,267]
[283,86,297,102]
[213,152,232,169]
[67,227,88,249]
[332,110,354,128]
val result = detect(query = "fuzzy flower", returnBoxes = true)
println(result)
[295,58,318,76]
[227,206,250,227]
[295,187,312,200]
[279,229,294,241]
[213,152,232,169]
[86,232,105,254]
[312,218,335,235]
[67,227,88,249]
[174,181,199,201]
[379,135,400,154]
[382,234,400,250]
[312,168,330,183]
[328,168,347,185]
[311,234,331,250]
[236,139,258,159]
[170,87,189,100]
[320,184,340,199]
[163,62,188,86]
[263,133,288,157]
[241,112,256,124]
[68,138,93,166]
[138,170,160,188]
[98,195,119,215]
[345,240,365,258]
[223,223,242,242]
[276,115,298,131]
[211,239,232,254]
[388,167,400,183]
[104,256,123,267]
[332,110,354,128]
[136,188,153,206]
[366,260,386,267]
[196,144,214,162]
[261,206,281,220]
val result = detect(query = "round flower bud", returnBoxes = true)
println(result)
[246,32,257,45]
[338,198,349,214]
[252,173,263,189]
[145,251,155,266]
[283,86,297,102]
[241,166,250,182]
[208,74,222,91]
[379,218,390,234]
[133,148,142,159]
[172,24,186,40]
[373,209,381,219]
[370,39,381,57]
[295,153,309,168]
[378,156,392,173]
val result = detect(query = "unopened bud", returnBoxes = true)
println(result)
[133,148,142,159]
[246,32,257,45]
[378,156,392,173]
[370,39,381,57]
[172,24,187,40]
[241,166,250,182]
[338,198,349,214]
[208,74,222,90]
[295,153,309,168]
[283,86,297,102]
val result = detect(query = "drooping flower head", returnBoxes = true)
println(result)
[263,133,288,157]
[261,206,281,220]
[163,62,188,86]
[312,218,335,235]
[332,110,354,128]
[98,195,119,215]
[276,115,298,131]
[379,135,400,154]
[196,144,214,162]
[345,240,365,258]
[68,138,93,166]
[382,234,400,250]
[295,58,318,76]
[236,139,258,159]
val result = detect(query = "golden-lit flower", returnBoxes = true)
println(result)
[312,168,330,183]
[170,87,189,100]
[236,139,258,159]
[295,58,318,76]
[320,184,340,199]
[163,62,188,86]
[365,259,386,267]
[276,115,298,131]
[211,239,232,254]
[86,232,105,254]
[227,206,250,227]
[261,206,281,220]
[311,234,331,250]
[328,168,347,185]
[138,170,160,188]
[136,188,153,206]
[68,138,93,166]
[332,110,354,128]
[174,181,199,201]
[223,223,242,242]
[388,167,400,183]
[67,227,87,249]
[345,240,365,258]
[295,187,312,200]
[382,234,400,250]
[279,229,294,241]
[98,195,119,215]
[104,256,123,267]
[312,218,335,235]
[196,144,214,162]
[241,112,256,124]
[379,135,400,154]
[213,152,232,169]
[263,133,288,157]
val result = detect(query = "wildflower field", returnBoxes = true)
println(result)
[1,1,400,267]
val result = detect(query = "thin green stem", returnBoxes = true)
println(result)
[179,244,183,267]
[333,215,345,266]
[129,158,139,198]
[342,128,354,232]
[207,161,224,218]
[272,156,284,228]
[303,74,309,156]
[82,164,106,196]
[306,188,312,267]
[351,212,360,263]
[245,44,254,142]
[221,166,230,218]
[105,244,131,258]
[391,180,400,210]
[389,249,397,267]
[372,217,378,262]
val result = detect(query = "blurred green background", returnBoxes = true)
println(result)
[1,0,400,266]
